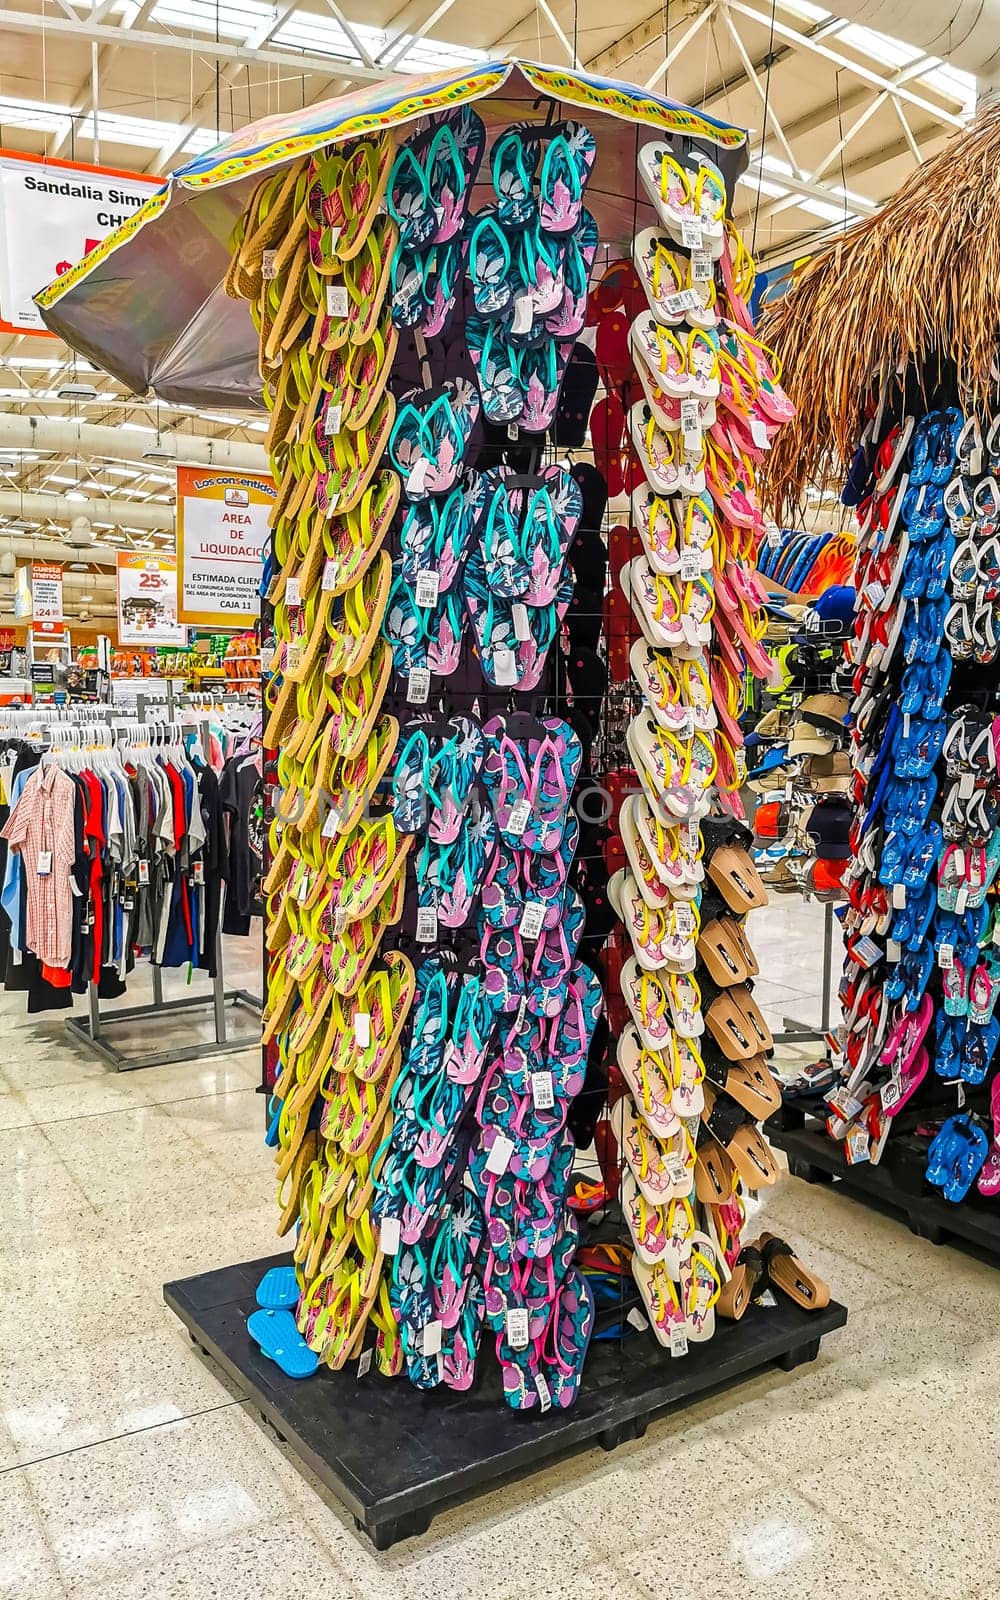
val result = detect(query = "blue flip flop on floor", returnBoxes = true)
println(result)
[247,1307,318,1379]
[255,1266,299,1309]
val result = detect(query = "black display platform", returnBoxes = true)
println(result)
[165,1252,847,1550]
[769,1110,1000,1257]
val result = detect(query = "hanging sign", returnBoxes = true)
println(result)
[0,149,163,335]
[116,552,186,645]
[175,467,275,626]
[31,562,63,623]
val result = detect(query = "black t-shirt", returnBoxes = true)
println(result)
[220,756,262,935]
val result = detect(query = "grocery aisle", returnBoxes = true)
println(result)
[1,903,997,1600]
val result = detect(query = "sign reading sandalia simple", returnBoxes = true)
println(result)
[0,148,162,334]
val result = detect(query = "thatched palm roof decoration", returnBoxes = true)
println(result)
[759,101,1000,521]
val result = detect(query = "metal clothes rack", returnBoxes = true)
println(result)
[0,703,262,1073]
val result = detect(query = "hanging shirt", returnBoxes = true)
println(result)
[1,763,77,969]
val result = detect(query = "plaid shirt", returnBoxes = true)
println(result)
[2,763,77,969]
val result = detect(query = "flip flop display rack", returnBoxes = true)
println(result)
[224,80,829,1414]
[769,385,1000,1217]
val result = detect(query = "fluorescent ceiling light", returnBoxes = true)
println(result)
[738,172,788,199]
[271,11,486,74]
[797,197,859,222]
[835,22,921,68]
[777,0,830,19]
[120,423,156,435]
[65,490,89,503]
[2,356,63,370]
[0,96,210,156]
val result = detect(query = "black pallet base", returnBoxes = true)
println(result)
[769,1116,1000,1256]
[164,1253,846,1550]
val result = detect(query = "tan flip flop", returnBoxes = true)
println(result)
[705,989,759,1060]
[697,917,754,986]
[707,843,769,912]
[757,1232,831,1309]
[701,1083,780,1188]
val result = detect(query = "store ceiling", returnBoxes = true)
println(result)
[0,0,977,605]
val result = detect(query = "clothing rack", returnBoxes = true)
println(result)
[0,705,263,1073]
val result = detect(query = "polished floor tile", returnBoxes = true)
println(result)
[0,904,997,1600]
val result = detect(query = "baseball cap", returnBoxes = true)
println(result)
[798,693,849,734]
[787,722,835,757]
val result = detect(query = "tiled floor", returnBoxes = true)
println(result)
[3,907,998,1598]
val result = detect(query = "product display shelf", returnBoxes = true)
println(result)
[165,1253,846,1550]
[769,1105,1000,1258]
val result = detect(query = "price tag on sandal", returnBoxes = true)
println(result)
[520,900,546,941]
[354,1011,371,1048]
[415,568,440,609]
[357,1348,373,1378]
[284,577,301,608]
[493,647,518,687]
[680,398,701,434]
[512,603,531,642]
[285,644,302,672]
[322,559,339,592]
[683,428,701,455]
[673,902,695,936]
[421,1320,442,1357]
[36,850,52,876]
[510,296,534,335]
[416,906,438,944]
[407,458,431,497]
[324,493,340,519]
[691,249,713,282]
[379,1217,400,1255]
[507,797,531,836]
[880,1075,902,1112]
[485,1133,514,1176]
[891,883,906,910]
[679,548,702,583]
[322,805,342,839]
[325,403,343,438]
[669,1325,689,1358]
[506,1307,530,1349]
[846,1130,870,1164]
[758,1289,778,1308]
[955,885,969,915]
[534,1373,553,1411]
[959,771,975,799]
[531,1070,555,1110]
[750,417,771,451]
[326,284,348,318]
[680,217,703,249]
[407,667,431,705]
[261,250,278,281]
[685,820,700,853]
[664,288,700,317]
[626,1307,648,1331]
[886,938,902,963]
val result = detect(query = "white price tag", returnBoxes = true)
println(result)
[493,647,518,687]
[667,1158,690,1189]
[626,1307,648,1331]
[959,771,975,799]
[407,458,431,497]
[664,288,700,317]
[758,1288,779,1308]
[379,1217,401,1254]
[673,902,695,936]
[683,428,702,455]
[510,296,534,335]
[512,602,531,642]
[891,883,906,910]
[881,1076,902,1112]
[322,806,342,839]
[669,1325,689,1358]
[36,850,52,876]
[421,1319,443,1357]
[325,404,343,436]
[296,874,311,904]
[685,820,700,853]
[506,1307,530,1349]
[519,900,547,941]
[846,1130,870,1164]
[680,398,700,433]
[508,797,532,836]
[485,1133,514,1176]
[531,1070,555,1110]
[955,886,969,916]
[940,938,955,973]
[326,284,349,317]
[534,1373,552,1411]
[285,644,302,672]
[138,860,150,886]
[750,417,770,450]
[407,667,431,704]
[954,848,966,875]
[414,568,440,609]
[863,580,885,605]
[507,423,520,442]
[690,249,712,282]
[416,906,438,944]
[285,577,301,608]
[886,938,902,963]
[261,249,278,280]
[358,1348,373,1377]
[322,559,339,592]
[680,217,703,249]
[679,549,701,582]
[324,493,340,519]
[354,1011,371,1048]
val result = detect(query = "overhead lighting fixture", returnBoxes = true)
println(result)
[56,382,99,401]
[143,437,177,463]
[0,455,18,472]
[65,490,89,503]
